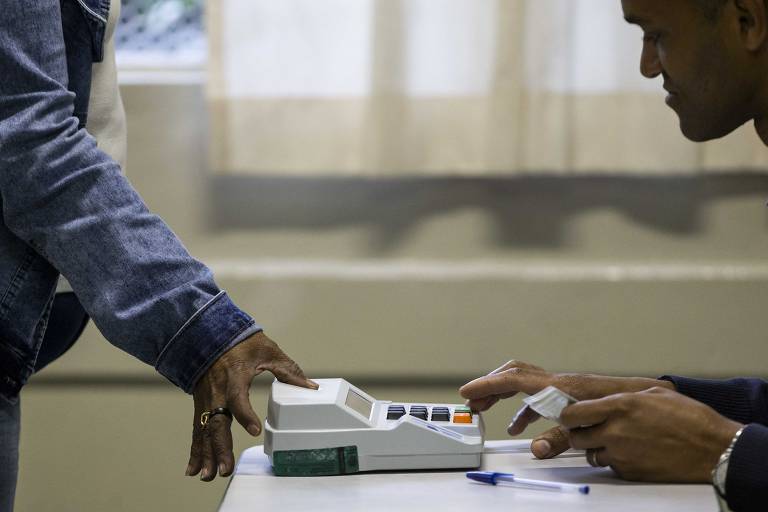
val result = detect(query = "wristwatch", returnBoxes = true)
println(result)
[712,426,745,511]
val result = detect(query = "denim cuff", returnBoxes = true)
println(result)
[155,291,262,393]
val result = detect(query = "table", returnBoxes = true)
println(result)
[218,440,717,511]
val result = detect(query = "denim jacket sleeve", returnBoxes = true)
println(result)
[0,0,261,393]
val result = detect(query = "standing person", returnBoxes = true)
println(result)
[461,1,768,511]
[0,2,317,510]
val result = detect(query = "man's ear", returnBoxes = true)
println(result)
[734,0,768,51]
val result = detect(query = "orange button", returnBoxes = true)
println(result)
[453,412,472,424]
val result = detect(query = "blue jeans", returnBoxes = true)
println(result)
[0,398,19,512]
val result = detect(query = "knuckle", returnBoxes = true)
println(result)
[549,426,569,445]
[554,374,581,393]
[214,443,230,458]
[212,414,232,427]
[226,359,251,376]
[614,393,636,413]
[227,388,249,407]
[285,360,305,376]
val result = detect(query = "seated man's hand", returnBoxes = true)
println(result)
[459,360,674,459]
[562,386,742,482]
[187,332,317,481]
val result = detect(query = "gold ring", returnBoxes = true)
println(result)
[200,407,233,429]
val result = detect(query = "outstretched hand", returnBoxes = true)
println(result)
[186,332,317,481]
[459,359,674,459]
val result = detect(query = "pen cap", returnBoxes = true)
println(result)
[466,471,502,485]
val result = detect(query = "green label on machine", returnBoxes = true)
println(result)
[272,446,360,476]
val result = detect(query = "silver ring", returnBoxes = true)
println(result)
[586,448,599,467]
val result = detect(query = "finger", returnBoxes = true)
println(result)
[507,405,541,435]
[209,414,235,477]
[489,359,544,375]
[465,395,498,413]
[530,426,570,459]
[560,395,621,430]
[466,390,521,412]
[460,367,550,400]
[229,387,263,437]
[268,357,318,390]
[567,423,609,451]
[460,360,544,405]
[200,427,217,481]
[187,421,204,476]
[187,395,206,476]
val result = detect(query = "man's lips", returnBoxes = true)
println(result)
[665,91,679,108]
[663,84,679,107]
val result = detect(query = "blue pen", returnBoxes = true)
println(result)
[466,471,590,495]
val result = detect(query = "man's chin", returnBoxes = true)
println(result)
[678,117,736,143]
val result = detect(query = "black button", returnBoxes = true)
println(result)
[430,413,450,421]
[387,405,406,420]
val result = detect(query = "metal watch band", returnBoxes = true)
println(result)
[712,426,746,503]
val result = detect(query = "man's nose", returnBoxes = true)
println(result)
[640,41,662,79]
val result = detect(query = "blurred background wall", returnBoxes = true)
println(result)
[15,1,768,511]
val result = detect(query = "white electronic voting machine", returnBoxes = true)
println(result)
[264,378,485,476]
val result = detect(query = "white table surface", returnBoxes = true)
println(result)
[218,440,717,512]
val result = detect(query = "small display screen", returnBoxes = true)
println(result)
[345,390,372,419]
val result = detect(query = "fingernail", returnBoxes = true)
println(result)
[219,463,227,476]
[200,469,210,480]
[532,440,552,458]
[185,464,193,476]
[247,424,261,436]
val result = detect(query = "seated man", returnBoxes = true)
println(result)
[464,1,768,511]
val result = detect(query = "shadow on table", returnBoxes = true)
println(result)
[518,466,654,486]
